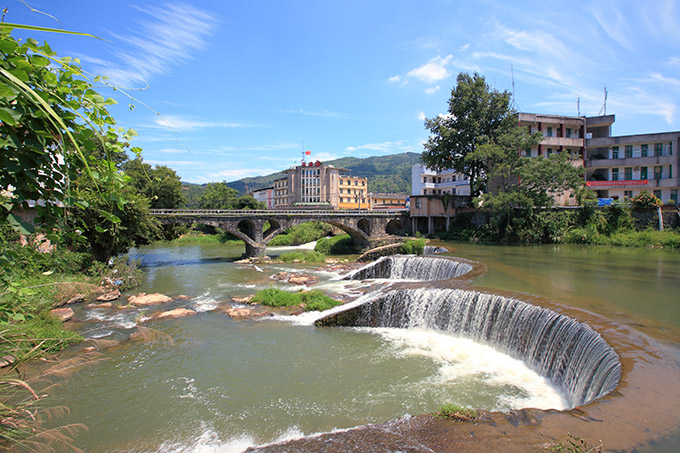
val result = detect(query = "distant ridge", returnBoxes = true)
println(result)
[226,152,422,195]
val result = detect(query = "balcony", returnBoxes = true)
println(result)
[540,136,584,147]
[587,154,675,169]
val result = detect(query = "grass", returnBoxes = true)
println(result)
[562,228,680,248]
[434,403,478,421]
[401,238,426,255]
[314,234,362,255]
[268,222,335,246]
[548,433,603,452]
[251,288,342,312]
[279,251,327,263]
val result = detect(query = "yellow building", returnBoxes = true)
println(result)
[338,175,368,209]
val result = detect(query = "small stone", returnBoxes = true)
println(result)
[224,307,253,319]
[0,354,16,368]
[175,295,190,301]
[96,289,121,302]
[50,307,74,322]
[231,295,253,304]
[87,302,112,309]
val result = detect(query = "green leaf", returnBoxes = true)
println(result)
[0,106,21,125]
[8,213,35,234]
[94,225,107,233]
[0,23,103,40]
[74,199,90,209]
[100,211,121,224]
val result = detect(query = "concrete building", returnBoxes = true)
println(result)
[271,160,369,209]
[251,186,274,209]
[518,112,586,159]
[584,115,679,204]
[369,193,408,209]
[411,164,471,196]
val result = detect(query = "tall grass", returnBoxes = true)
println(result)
[251,288,342,312]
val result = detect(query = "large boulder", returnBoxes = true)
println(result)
[128,293,173,306]
[154,308,196,320]
[50,307,74,322]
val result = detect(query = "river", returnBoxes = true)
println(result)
[49,241,680,452]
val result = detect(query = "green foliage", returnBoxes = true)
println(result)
[549,433,603,453]
[123,158,184,209]
[0,29,135,237]
[252,288,341,311]
[86,255,143,292]
[198,182,265,210]
[434,403,477,421]
[631,190,662,210]
[314,234,362,255]
[278,251,327,263]
[422,72,515,197]
[401,238,425,255]
[268,222,334,246]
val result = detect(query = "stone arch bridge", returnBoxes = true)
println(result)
[150,209,409,257]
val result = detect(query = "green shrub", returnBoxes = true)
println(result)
[401,238,425,255]
[631,190,662,210]
[549,433,603,453]
[314,234,362,255]
[268,222,335,246]
[279,251,327,263]
[434,403,477,421]
[251,288,341,311]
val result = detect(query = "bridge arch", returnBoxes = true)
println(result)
[357,218,370,237]
[385,218,401,235]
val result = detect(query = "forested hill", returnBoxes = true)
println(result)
[225,152,422,195]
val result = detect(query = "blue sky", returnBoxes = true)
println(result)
[7,0,680,184]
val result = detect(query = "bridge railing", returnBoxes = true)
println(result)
[149,209,408,217]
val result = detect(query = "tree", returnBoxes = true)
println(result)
[123,158,184,209]
[422,72,515,196]
[198,182,240,209]
[0,28,134,239]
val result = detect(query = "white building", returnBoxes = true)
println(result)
[411,164,471,196]
[251,186,274,209]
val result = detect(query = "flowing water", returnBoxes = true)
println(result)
[48,241,680,452]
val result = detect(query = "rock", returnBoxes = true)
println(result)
[96,289,121,302]
[154,308,196,320]
[128,293,173,306]
[0,354,16,368]
[231,295,253,304]
[87,302,112,309]
[272,271,292,281]
[175,295,190,301]
[64,293,86,305]
[50,307,74,322]
[224,307,253,319]
[82,346,97,353]
[288,275,318,286]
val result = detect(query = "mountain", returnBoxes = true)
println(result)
[226,152,422,195]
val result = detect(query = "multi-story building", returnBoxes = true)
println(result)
[271,160,369,209]
[338,174,369,209]
[369,193,408,209]
[251,186,274,209]
[518,112,586,159]
[411,165,471,196]
[584,115,679,204]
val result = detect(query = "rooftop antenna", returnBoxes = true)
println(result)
[577,97,581,117]
[597,86,608,116]
[510,64,520,112]
[301,140,306,165]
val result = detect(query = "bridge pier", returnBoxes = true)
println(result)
[245,243,267,258]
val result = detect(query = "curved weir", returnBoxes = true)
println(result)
[342,255,472,281]
[318,287,621,408]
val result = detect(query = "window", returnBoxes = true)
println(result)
[547,148,553,156]
[654,143,662,157]
[415,198,422,209]
[654,190,662,199]
[354,180,358,186]
[625,145,633,158]
[654,166,663,180]
[624,167,632,180]
[641,144,649,157]
[611,146,619,159]
[566,128,572,138]
[640,166,648,180]
[624,190,633,199]
[671,189,678,203]
[547,127,553,137]
[611,168,619,181]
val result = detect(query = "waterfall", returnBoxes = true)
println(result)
[342,255,472,281]
[318,287,621,408]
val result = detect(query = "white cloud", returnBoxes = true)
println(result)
[344,140,419,155]
[87,2,217,87]
[282,108,346,119]
[425,86,441,94]
[388,75,401,83]
[153,115,254,131]
[407,55,453,83]
[417,111,427,121]
[666,56,680,66]
[459,43,470,52]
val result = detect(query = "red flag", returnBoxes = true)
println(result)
[305,150,311,155]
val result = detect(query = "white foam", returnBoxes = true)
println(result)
[366,327,568,410]
[267,240,318,252]
[159,425,308,453]
[192,293,219,312]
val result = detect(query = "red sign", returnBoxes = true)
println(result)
[586,180,649,187]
